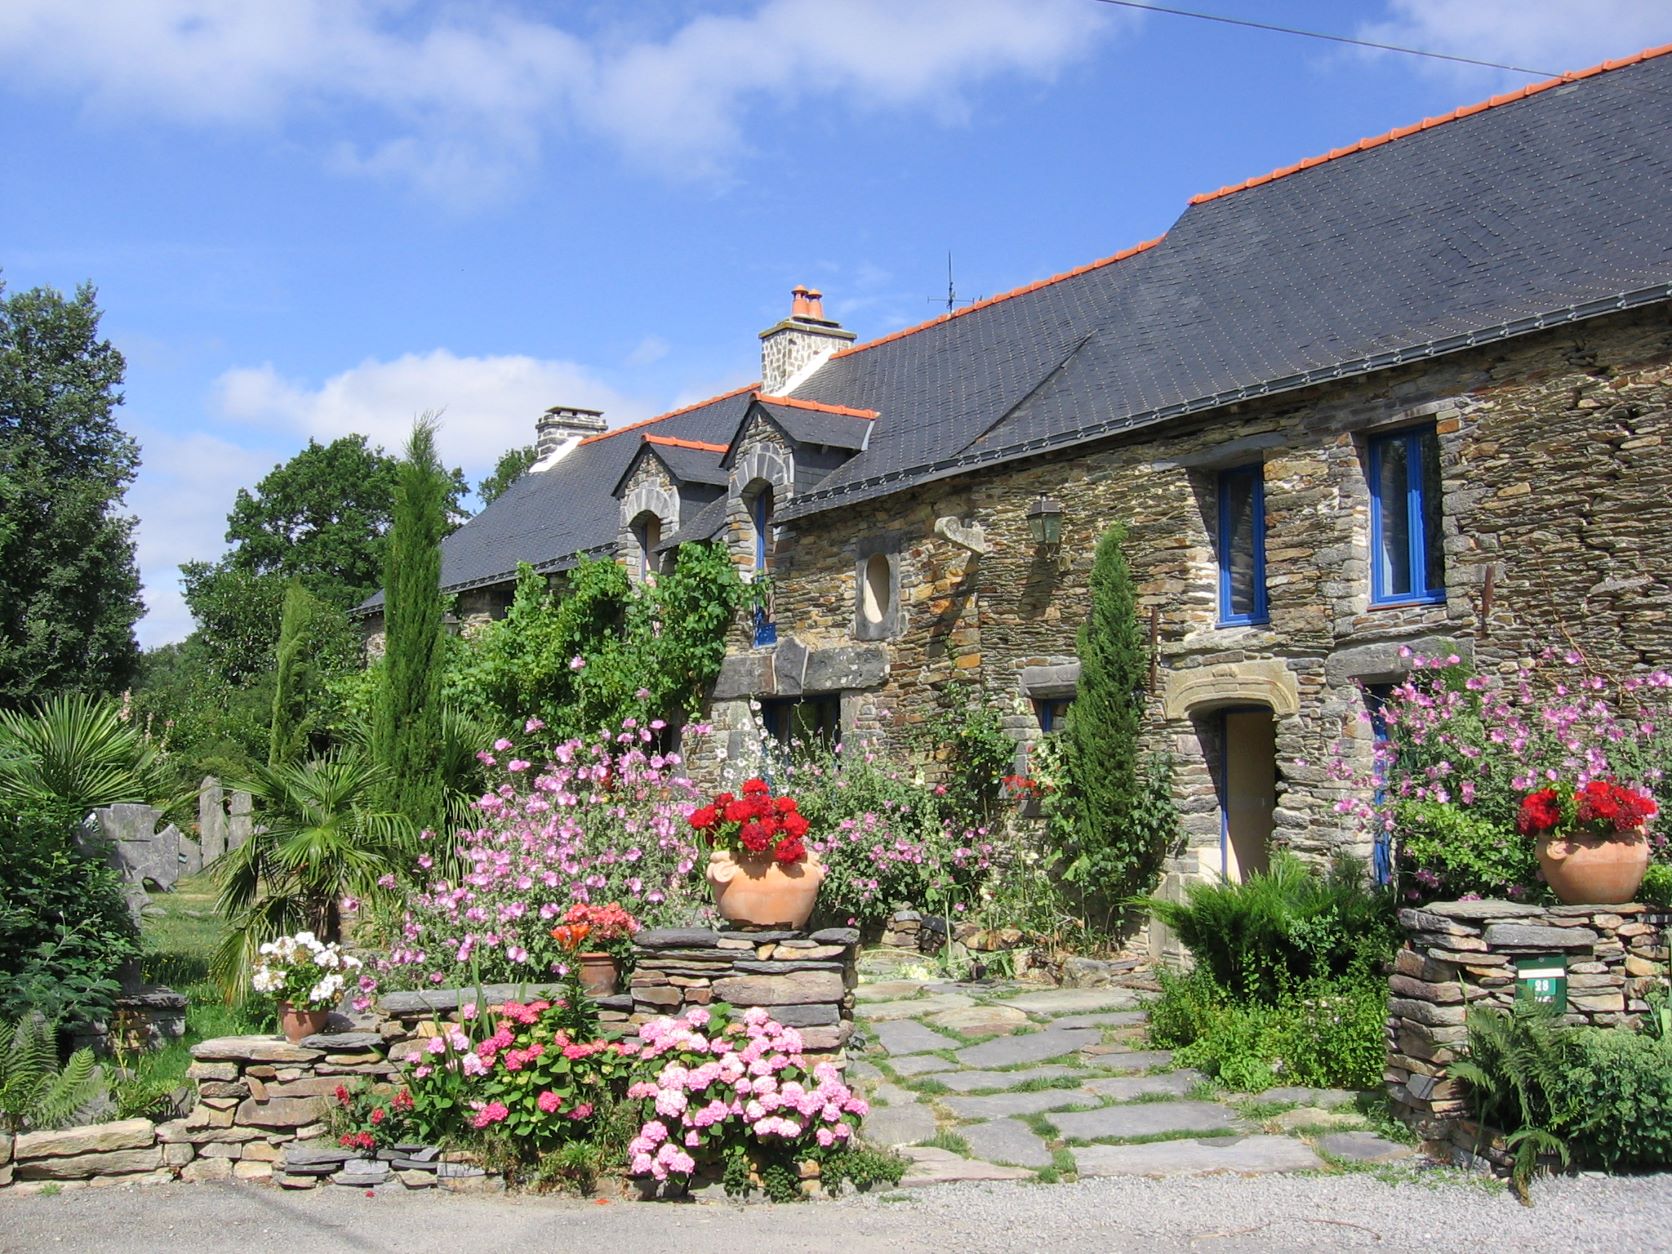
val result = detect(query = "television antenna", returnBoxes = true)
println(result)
[931,253,982,313]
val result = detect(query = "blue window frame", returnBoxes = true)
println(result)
[1217,465,1267,625]
[1369,427,1444,605]
[1033,698,1071,733]
[751,486,776,645]
[633,515,661,580]
[1365,683,1394,885]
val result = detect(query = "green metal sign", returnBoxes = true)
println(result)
[1516,956,1567,1013]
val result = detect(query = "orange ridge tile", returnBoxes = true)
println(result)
[577,381,760,446]
[1188,42,1672,206]
[753,394,879,420]
[829,235,1166,362]
[643,434,730,453]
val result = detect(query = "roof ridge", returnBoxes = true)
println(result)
[644,434,729,453]
[755,393,879,419]
[828,235,1166,362]
[577,381,759,446]
[1189,42,1672,207]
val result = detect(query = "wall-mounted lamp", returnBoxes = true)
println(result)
[1026,495,1066,569]
[441,611,461,637]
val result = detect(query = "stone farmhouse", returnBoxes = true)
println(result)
[365,47,1672,914]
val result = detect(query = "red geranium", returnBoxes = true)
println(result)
[689,779,810,863]
[1517,779,1656,839]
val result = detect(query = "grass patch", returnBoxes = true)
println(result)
[1056,1127,1243,1148]
[922,1130,972,1157]
[878,1191,919,1204]
[901,1077,951,1096]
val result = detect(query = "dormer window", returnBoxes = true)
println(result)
[632,513,662,581]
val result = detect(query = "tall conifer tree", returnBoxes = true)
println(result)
[372,417,448,828]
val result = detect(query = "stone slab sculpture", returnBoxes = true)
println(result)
[227,789,253,853]
[74,803,184,926]
[199,776,226,862]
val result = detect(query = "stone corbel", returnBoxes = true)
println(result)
[934,516,987,555]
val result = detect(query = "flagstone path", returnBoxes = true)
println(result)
[846,975,1416,1187]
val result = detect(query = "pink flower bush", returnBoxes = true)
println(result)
[383,722,707,988]
[624,1005,870,1185]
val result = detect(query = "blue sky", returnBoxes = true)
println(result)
[1,1,1666,648]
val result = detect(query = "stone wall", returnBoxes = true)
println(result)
[628,925,860,1055]
[717,308,1672,926]
[1384,898,1669,1167]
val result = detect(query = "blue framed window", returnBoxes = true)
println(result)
[1217,465,1267,625]
[633,514,661,581]
[751,486,776,645]
[1369,428,1444,604]
[1033,698,1071,733]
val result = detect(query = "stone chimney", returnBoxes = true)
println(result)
[758,285,856,395]
[534,405,607,468]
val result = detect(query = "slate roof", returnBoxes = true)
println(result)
[379,45,1672,604]
[752,400,875,453]
[613,436,730,496]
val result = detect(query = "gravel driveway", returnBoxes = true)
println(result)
[6,1172,1670,1254]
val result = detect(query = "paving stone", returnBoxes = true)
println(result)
[1272,1106,1363,1132]
[1260,1086,1360,1109]
[995,988,1143,1016]
[955,1027,1101,1069]
[924,1005,1030,1037]
[866,1083,918,1108]
[919,1066,1078,1093]
[859,1100,938,1148]
[1047,1100,1243,1141]
[844,1060,885,1082]
[1074,1135,1325,1177]
[855,980,933,1003]
[871,1019,961,1055]
[1317,1131,1419,1163]
[886,1054,948,1077]
[858,994,976,1022]
[897,1145,1036,1186]
[960,1118,1053,1169]
[1083,1070,1206,1101]
[943,1089,1100,1120]
[1084,1049,1174,1073]
[1048,1011,1150,1030]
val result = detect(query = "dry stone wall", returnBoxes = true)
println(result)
[1384,898,1669,1168]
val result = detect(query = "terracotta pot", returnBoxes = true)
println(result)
[576,951,619,997]
[1536,827,1651,905]
[277,1002,331,1044]
[707,848,825,929]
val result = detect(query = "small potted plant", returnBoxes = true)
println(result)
[250,931,363,1042]
[1517,778,1658,904]
[689,778,824,928]
[553,902,641,995]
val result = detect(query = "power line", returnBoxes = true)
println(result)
[1088,0,1560,78]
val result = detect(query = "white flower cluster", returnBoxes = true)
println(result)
[250,931,364,1009]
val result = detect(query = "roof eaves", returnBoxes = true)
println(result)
[755,394,879,420]
[780,284,1672,523]
[576,381,759,447]
[1189,43,1672,206]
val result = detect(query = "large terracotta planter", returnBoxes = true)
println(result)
[1536,827,1651,905]
[707,848,825,928]
[576,951,619,997]
[277,1002,331,1044]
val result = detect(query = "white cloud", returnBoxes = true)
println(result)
[127,426,274,648]
[1357,1,1670,85]
[625,335,671,368]
[212,349,647,479]
[0,0,1116,200]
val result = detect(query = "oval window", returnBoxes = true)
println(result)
[861,553,891,625]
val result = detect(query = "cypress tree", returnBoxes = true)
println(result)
[372,417,448,829]
[268,581,311,767]
[1062,521,1163,917]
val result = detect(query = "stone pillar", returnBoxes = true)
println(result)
[199,777,226,863]
[1386,898,1667,1164]
[227,790,253,852]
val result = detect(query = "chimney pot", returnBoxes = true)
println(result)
[804,289,826,321]
[790,285,813,319]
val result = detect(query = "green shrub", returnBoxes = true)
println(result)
[1641,862,1672,908]
[1394,799,1544,905]
[1558,1028,1672,1172]
[1163,975,1387,1092]
[1145,852,1396,1004]
[0,811,141,1027]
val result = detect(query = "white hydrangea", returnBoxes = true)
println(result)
[251,931,361,1007]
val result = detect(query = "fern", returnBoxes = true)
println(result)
[0,1015,109,1132]
[1453,1005,1575,1200]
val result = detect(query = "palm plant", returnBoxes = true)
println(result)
[0,692,178,825]
[212,753,412,995]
